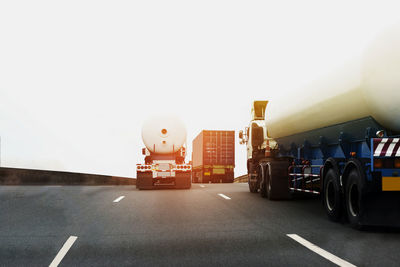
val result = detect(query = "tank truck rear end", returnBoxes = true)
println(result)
[136,116,191,189]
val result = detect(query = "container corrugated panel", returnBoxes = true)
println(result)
[192,130,235,168]
[192,131,204,168]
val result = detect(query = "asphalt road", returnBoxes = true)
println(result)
[1,183,400,267]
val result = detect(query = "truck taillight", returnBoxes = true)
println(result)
[395,158,400,168]
[374,159,383,169]
[176,165,190,170]
[138,165,151,170]
[374,158,399,169]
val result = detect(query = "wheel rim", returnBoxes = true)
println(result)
[348,183,359,217]
[325,180,335,211]
[268,177,271,192]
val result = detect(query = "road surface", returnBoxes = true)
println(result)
[1,183,399,266]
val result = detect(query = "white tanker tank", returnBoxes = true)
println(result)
[136,115,192,190]
[141,116,187,154]
[265,24,400,139]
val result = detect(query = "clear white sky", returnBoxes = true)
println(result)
[0,0,399,177]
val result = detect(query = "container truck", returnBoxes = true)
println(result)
[192,130,235,183]
[136,116,191,189]
[239,25,400,228]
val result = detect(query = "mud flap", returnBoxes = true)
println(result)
[359,192,400,227]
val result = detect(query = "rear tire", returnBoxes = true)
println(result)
[192,171,198,183]
[136,172,153,190]
[345,169,366,229]
[259,165,268,198]
[249,180,258,193]
[248,162,259,193]
[175,172,192,189]
[323,169,342,222]
[266,161,290,200]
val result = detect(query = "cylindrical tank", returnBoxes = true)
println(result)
[141,115,187,154]
[266,24,400,138]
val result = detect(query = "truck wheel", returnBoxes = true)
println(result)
[266,167,272,198]
[345,169,366,229]
[249,169,259,193]
[266,161,290,200]
[249,181,258,193]
[259,165,268,198]
[323,169,342,222]
[185,174,192,189]
[136,172,153,190]
[175,173,192,189]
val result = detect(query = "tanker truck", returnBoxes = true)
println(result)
[239,25,400,228]
[136,116,192,189]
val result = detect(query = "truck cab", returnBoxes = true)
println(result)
[239,101,277,191]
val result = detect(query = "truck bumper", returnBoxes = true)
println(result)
[370,170,400,192]
[382,177,400,191]
[136,172,191,189]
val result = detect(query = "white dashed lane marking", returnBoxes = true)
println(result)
[218,193,231,200]
[287,234,357,267]
[49,236,78,267]
[113,196,125,203]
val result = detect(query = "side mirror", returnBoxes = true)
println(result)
[238,130,243,140]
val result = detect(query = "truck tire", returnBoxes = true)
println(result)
[248,162,259,193]
[248,166,259,192]
[323,169,343,222]
[345,169,366,229]
[249,177,258,193]
[175,172,192,189]
[136,172,153,190]
[259,165,268,198]
[192,171,199,183]
[266,161,290,200]
[224,173,234,183]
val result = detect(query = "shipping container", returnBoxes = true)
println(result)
[192,130,235,183]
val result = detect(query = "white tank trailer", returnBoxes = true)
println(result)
[239,24,400,228]
[136,115,192,189]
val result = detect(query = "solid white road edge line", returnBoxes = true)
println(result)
[287,234,357,267]
[49,236,78,267]
[218,193,231,200]
[113,196,125,203]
